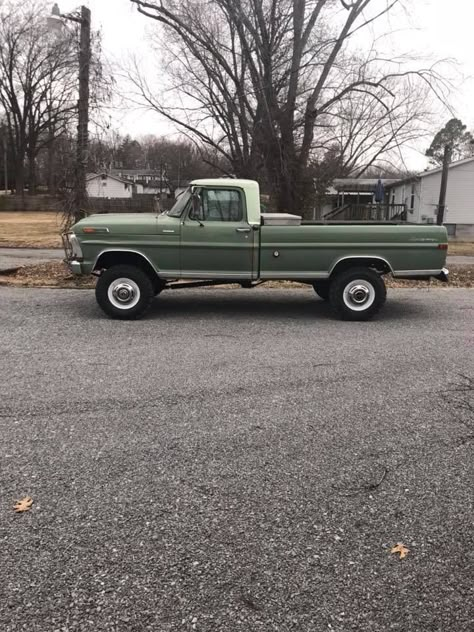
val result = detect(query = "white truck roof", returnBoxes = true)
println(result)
[191,178,261,226]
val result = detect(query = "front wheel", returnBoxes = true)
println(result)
[95,265,155,320]
[329,267,386,321]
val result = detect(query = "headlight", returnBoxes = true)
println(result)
[70,233,83,258]
[66,232,83,259]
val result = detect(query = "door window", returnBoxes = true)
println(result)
[199,189,243,222]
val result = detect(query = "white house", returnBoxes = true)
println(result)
[386,157,474,238]
[86,173,134,198]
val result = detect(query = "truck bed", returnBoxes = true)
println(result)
[258,222,447,279]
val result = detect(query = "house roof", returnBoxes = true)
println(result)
[386,156,474,188]
[111,168,161,176]
[421,155,474,177]
[86,172,132,185]
[330,178,399,193]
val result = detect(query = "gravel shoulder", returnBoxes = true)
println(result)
[0,287,473,632]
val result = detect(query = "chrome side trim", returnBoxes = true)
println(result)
[328,255,393,275]
[161,271,252,279]
[392,269,443,277]
[260,271,329,279]
[260,242,439,249]
[93,249,160,274]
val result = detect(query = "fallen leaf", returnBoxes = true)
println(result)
[14,497,33,513]
[390,543,409,559]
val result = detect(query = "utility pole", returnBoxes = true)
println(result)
[51,5,91,223]
[436,144,451,226]
[159,162,164,211]
[74,6,91,223]
[3,135,7,195]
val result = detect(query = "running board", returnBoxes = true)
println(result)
[165,280,265,290]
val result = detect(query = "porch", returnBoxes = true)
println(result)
[320,177,406,221]
[324,203,407,222]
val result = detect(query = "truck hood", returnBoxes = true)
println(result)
[72,213,158,236]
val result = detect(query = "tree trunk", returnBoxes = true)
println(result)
[27,152,36,195]
[14,157,25,197]
[263,136,304,215]
[47,136,56,194]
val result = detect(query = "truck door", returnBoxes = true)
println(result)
[180,187,255,279]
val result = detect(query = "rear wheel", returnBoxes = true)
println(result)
[312,281,330,301]
[329,267,386,321]
[95,265,155,320]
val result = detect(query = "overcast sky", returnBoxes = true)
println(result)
[56,0,474,170]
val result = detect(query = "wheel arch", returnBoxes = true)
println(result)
[329,256,393,279]
[93,249,160,282]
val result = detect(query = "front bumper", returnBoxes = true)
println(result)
[67,259,83,275]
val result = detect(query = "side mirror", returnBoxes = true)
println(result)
[190,193,204,222]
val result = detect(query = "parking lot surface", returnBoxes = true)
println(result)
[0,287,473,631]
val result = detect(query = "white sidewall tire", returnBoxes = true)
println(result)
[95,265,155,320]
[329,267,386,321]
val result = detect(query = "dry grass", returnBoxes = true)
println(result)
[0,212,63,248]
[0,261,472,290]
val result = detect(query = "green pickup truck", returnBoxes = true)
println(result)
[63,178,448,321]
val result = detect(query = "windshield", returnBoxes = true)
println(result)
[167,188,191,217]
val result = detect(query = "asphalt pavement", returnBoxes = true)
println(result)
[0,287,473,631]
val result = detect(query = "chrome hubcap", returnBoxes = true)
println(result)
[348,284,370,305]
[343,279,376,311]
[113,283,135,304]
[108,278,140,310]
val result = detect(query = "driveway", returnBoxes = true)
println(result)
[0,287,473,631]
[447,255,474,264]
[0,247,63,272]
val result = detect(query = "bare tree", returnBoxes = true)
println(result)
[327,74,435,177]
[0,0,79,195]
[128,0,450,213]
[139,135,231,184]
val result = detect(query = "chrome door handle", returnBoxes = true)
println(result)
[236,227,251,233]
